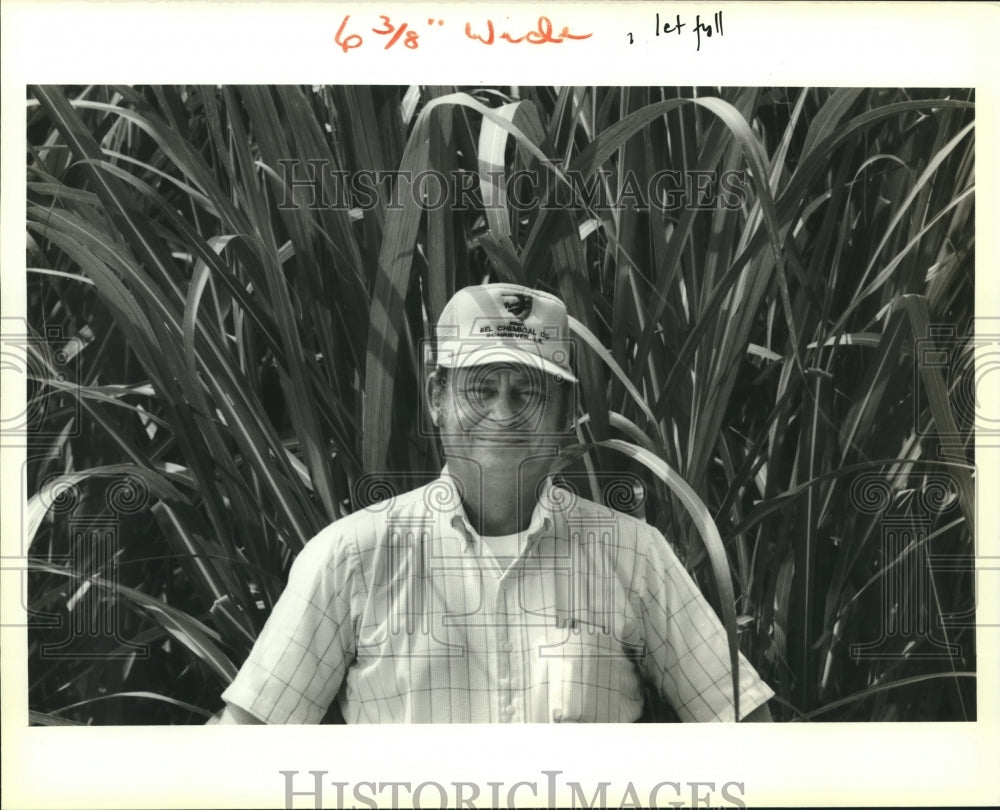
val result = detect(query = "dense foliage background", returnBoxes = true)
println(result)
[24,85,975,723]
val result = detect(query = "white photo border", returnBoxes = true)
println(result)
[2,2,997,807]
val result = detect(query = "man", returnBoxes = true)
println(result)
[217,283,773,723]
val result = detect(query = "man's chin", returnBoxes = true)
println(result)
[474,436,532,446]
[443,440,557,463]
[451,443,534,458]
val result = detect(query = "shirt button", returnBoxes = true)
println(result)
[503,641,514,652]
[504,705,515,716]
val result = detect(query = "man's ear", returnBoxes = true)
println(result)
[425,369,442,427]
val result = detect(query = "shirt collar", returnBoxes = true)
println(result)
[438,465,554,544]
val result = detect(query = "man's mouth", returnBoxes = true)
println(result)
[475,434,532,444]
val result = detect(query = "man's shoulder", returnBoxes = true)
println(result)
[306,478,446,553]
[548,483,667,548]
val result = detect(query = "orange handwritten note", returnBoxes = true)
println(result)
[335,13,592,53]
[464,16,593,45]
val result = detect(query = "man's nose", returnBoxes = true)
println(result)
[487,391,516,423]
[486,387,522,425]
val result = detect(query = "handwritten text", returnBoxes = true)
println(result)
[334,13,592,53]
[653,11,724,51]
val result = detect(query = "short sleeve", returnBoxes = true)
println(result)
[221,525,360,723]
[637,529,774,722]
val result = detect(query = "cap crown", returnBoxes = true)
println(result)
[434,284,576,382]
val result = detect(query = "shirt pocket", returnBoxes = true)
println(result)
[540,621,642,722]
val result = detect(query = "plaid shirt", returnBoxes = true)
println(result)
[222,471,773,723]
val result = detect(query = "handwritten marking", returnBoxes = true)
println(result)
[465,16,592,45]
[694,12,724,51]
[372,14,419,49]
[655,12,686,36]
[334,14,363,52]
[654,10,724,51]
[334,12,591,54]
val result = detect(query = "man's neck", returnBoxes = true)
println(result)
[444,456,548,536]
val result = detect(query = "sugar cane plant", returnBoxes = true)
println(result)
[24,85,975,723]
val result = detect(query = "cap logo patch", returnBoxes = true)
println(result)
[501,293,533,320]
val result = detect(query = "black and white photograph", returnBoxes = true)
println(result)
[2,2,997,808]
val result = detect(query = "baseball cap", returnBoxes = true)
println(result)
[434,284,577,383]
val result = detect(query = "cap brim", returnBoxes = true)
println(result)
[437,344,577,383]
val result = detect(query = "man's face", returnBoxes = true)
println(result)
[429,362,571,469]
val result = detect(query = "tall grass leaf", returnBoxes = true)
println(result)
[574,412,660,456]
[29,711,85,726]
[197,367,318,550]
[798,88,864,165]
[25,208,157,348]
[549,214,609,444]
[32,91,194,307]
[273,86,372,368]
[26,266,96,286]
[182,260,214,416]
[34,378,164,425]
[149,500,258,645]
[766,88,809,195]
[52,159,321,545]
[790,368,834,709]
[47,692,216,720]
[71,91,245,228]
[848,185,974,317]
[781,99,974,225]
[800,673,975,721]
[807,333,882,349]
[568,315,659,435]
[901,295,975,528]
[363,109,432,472]
[26,465,187,544]
[477,100,547,281]
[237,89,340,519]
[836,302,910,461]
[100,148,216,212]
[771,556,795,704]
[36,373,164,471]
[426,109,457,324]
[840,516,966,613]
[854,122,974,301]
[725,458,974,543]
[68,160,287,364]
[31,561,239,684]
[715,438,751,596]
